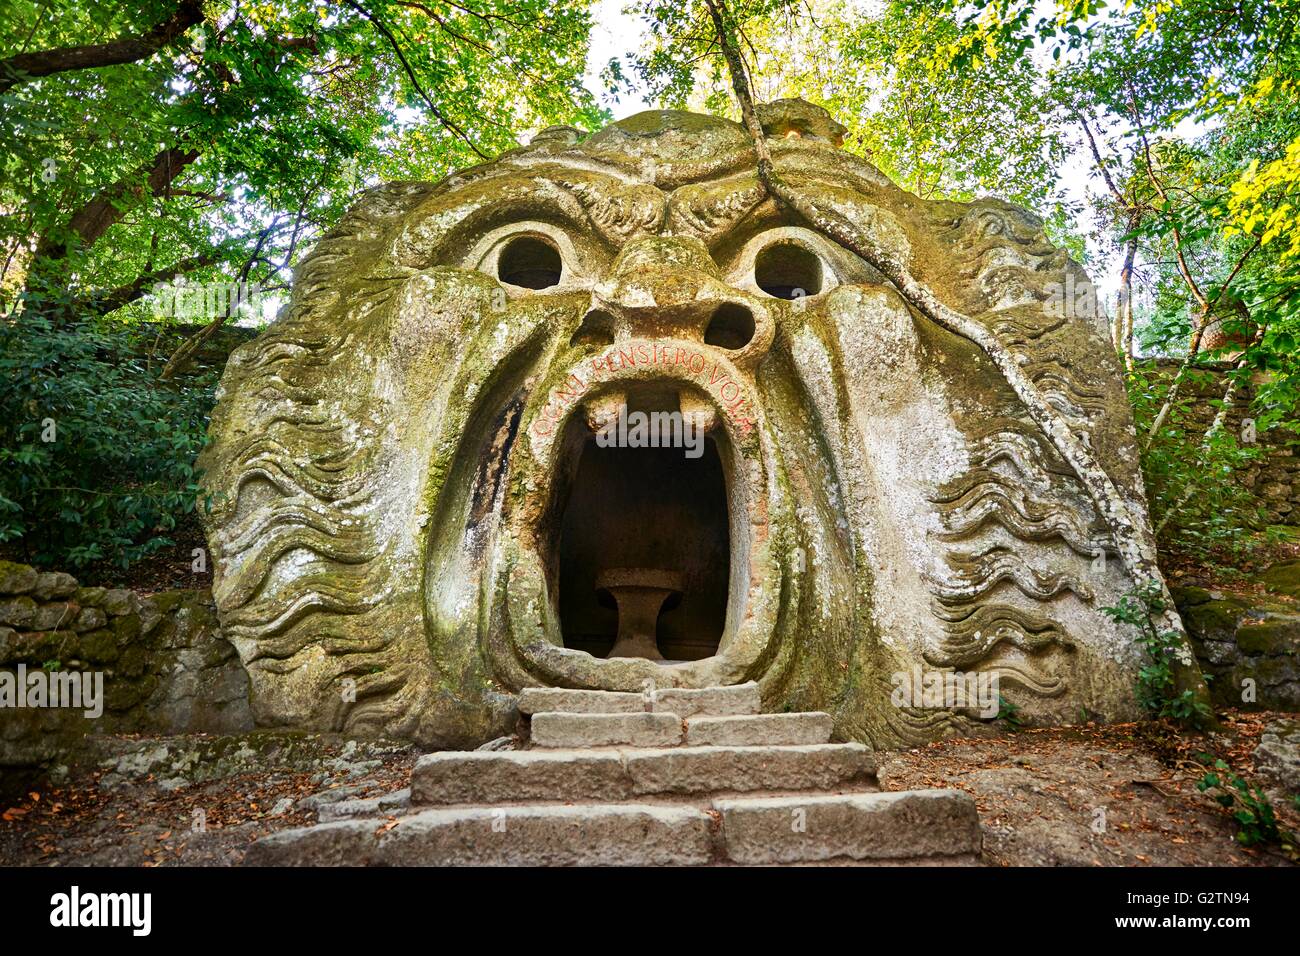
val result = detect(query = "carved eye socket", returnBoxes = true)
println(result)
[498,235,562,289]
[754,242,823,299]
[704,303,755,349]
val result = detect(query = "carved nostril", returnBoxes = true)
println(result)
[571,309,617,348]
[704,303,755,350]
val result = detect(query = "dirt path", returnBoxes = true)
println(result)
[880,711,1298,866]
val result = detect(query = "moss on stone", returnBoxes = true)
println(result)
[1260,559,1300,598]
[1235,618,1300,656]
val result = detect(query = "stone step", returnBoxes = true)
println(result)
[517,682,761,717]
[686,712,833,747]
[410,743,875,806]
[531,711,684,748]
[713,790,982,865]
[245,803,715,867]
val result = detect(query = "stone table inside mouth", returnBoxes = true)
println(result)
[596,568,685,661]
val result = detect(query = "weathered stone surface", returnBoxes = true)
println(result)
[318,788,412,822]
[411,742,873,805]
[1175,584,1300,710]
[531,711,683,748]
[199,102,1173,746]
[32,571,78,601]
[1260,559,1300,599]
[715,790,981,864]
[73,607,107,633]
[0,561,38,595]
[246,804,714,867]
[623,743,875,795]
[518,687,643,715]
[30,601,79,632]
[412,750,632,805]
[94,733,411,791]
[74,586,106,608]
[0,564,254,773]
[518,684,763,718]
[686,712,833,746]
[100,589,138,616]
[653,683,762,717]
[0,596,36,629]
[1253,718,1300,793]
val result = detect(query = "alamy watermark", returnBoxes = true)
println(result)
[0,663,103,718]
[595,403,705,459]
[151,277,264,321]
[890,665,1000,719]
[50,886,151,936]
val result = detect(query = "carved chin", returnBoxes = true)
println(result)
[489,340,786,691]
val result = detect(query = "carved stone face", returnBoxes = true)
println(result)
[201,104,1151,747]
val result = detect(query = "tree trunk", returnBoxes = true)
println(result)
[22,145,201,321]
[1116,233,1138,367]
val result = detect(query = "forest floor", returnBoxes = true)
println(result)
[1,711,1295,867]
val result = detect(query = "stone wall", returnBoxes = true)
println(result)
[1175,565,1300,711]
[0,561,252,776]
[1151,362,1300,525]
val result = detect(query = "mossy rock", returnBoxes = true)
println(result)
[74,586,106,607]
[78,628,121,664]
[1178,595,1251,644]
[1171,585,1214,607]
[1250,655,1300,688]
[0,561,38,595]
[110,612,142,645]
[1260,559,1300,599]
[1235,617,1300,656]
[105,673,159,712]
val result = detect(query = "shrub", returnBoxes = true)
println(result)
[0,315,217,569]
[1101,580,1214,729]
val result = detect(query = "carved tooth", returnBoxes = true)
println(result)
[585,390,625,434]
[679,391,717,433]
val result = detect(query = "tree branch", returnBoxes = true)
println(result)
[75,249,228,318]
[342,0,488,159]
[160,219,289,380]
[0,0,204,94]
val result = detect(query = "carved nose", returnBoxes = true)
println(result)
[598,236,722,316]
[610,236,720,280]
[584,236,772,364]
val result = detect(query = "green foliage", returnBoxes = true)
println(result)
[1125,364,1274,563]
[1,0,602,320]
[0,0,603,572]
[996,694,1023,730]
[0,315,216,569]
[1195,754,1298,858]
[1101,581,1213,728]
[628,0,1070,212]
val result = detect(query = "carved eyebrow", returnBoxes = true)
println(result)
[394,178,596,269]
[664,174,768,249]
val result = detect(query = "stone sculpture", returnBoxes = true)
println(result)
[200,102,1180,748]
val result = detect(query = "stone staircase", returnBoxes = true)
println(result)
[246,683,982,866]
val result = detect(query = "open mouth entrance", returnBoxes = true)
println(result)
[551,390,730,662]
